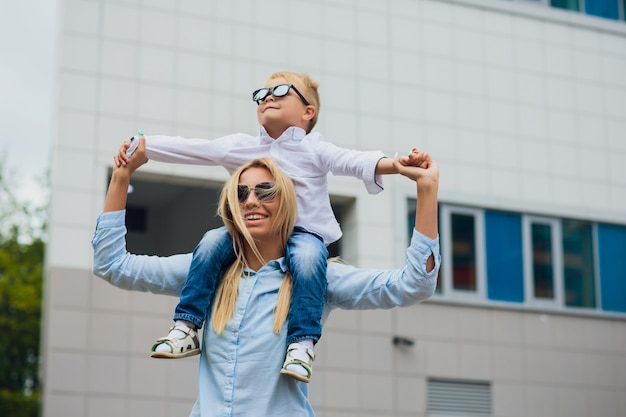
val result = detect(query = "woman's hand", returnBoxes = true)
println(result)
[121,136,148,175]
[392,149,439,188]
[104,137,148,213]
[393,149,439,241]
[113,140,132,167]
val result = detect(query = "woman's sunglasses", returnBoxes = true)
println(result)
[237,182,278,203]
[252,84,310,106]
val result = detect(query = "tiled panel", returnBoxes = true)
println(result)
[87,354,129,395]
[86,397,126,417]
[424,339,459,377]
[45,394,86,417]
[360,374,394,410]
[46,351,88,392]
[60,34,99,73]
[322,370,360,409]
[396,376,426,413]
[47,309,89,349]
[492,345,524,381]
[493,382,526,417]
[47,267,91,308]
[525,384,557,417]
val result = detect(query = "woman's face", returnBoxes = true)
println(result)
[237,166,281,241]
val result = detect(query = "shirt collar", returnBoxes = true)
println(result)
[244,257,289,275]
[259,126,307,142]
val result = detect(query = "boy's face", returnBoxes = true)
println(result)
[256,77,314,138]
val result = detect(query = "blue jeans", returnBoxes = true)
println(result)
[174,226,328,345]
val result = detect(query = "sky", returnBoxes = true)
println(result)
[0,0,59,206]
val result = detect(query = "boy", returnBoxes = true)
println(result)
[117,72,423,382]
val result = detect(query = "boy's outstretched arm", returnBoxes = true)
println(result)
[375,148,429,175]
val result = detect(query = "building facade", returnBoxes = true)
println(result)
[43,0,626,416]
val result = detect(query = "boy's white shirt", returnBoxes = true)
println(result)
[131,126,386,245]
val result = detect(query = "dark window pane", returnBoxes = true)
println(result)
[551,0,580,11]
[562,219,596,308]
[532,223,555,299]
[126,205,147,233]
[452,213,476,291]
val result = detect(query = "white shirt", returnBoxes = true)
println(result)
[134,126,386,245]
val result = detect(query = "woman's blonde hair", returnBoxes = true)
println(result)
[266,71,320,132]
[211,158,298,335]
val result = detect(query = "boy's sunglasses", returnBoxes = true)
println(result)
[252,84,310,106]
[237,182,278,203]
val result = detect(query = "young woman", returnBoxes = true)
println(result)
[93,137,441,417]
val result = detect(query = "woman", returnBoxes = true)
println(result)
[92,137,441,416]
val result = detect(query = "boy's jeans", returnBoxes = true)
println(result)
[174,226,328,345]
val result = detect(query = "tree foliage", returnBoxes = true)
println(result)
[0,155,45,417]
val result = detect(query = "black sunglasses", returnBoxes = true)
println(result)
[237,182,278,203]
[252,84,310,106]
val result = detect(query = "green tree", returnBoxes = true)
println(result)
[0,155,46,417]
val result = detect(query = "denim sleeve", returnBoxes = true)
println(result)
[91,210,191,296]
[324,231,440,313]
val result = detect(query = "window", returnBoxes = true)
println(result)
[551,0,580,12]
[126,205,148,233]
[511,0,626,22]
[440,206,485,300]
[585,0,620,19]
[523,216,563,307]
[597,223,626,313]
[427,378,492,417]
[485,211,524,303]
[416,203,625,315]
[562,219,597,309]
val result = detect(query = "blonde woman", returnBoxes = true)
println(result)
[94,137,440,416]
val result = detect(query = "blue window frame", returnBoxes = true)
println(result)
[485,211,524,303]
[597,223,626,313]
[585,0,620,20]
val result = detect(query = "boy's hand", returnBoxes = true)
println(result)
[399,148,429,169]
[393,150,438,186]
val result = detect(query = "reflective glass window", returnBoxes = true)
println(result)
[562,219,596,308]
[452,213,477,291]
[551,0,580,11]
[532,222,555,300]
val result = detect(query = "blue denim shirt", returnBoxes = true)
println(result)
[91,210,440,417]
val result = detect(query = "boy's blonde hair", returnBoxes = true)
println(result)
[211,158,298,335]
[266,71,320,132]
